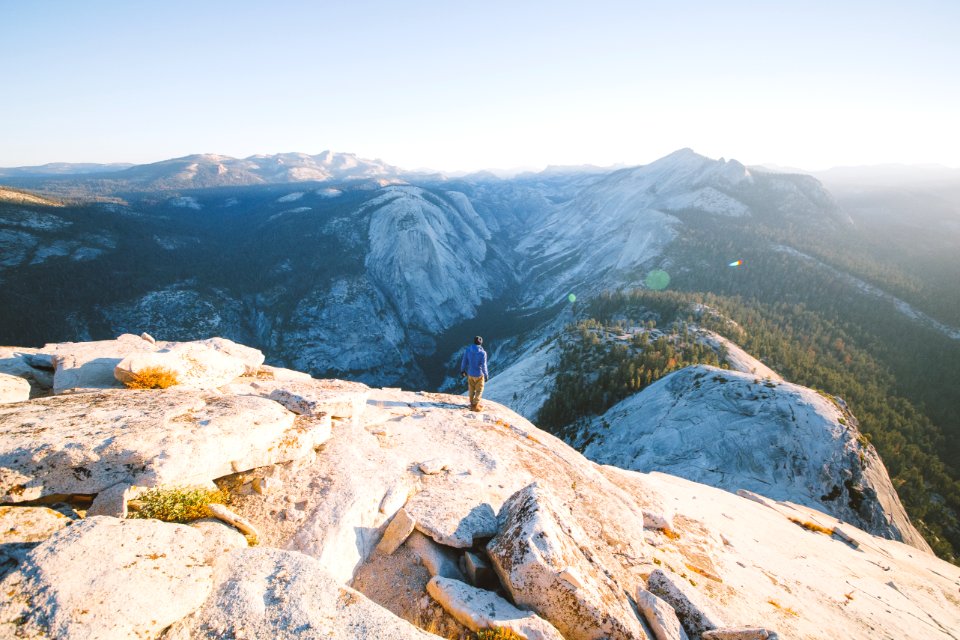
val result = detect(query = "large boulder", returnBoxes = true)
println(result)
[427,575,565,640]
[0,348,53,395]
[405,475,499,548]
[0,389,329,502]
[486,482,651,640]
[163,547,435,639]
[637,587,689,640]
[0,372,30,404]
[0,517,212,639]
[114,341,248,389]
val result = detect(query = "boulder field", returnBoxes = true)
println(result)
[0,336,958,639]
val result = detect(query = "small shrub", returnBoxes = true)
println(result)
[475,628,523,640]
[129,486,228,523]
[123,366,180,389]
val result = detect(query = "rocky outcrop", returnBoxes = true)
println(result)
[0,338,957,640]
[579,365,930,552]
[0,388,328,502]
[0,347,54,396]
[487,482,652,640]
[38,334,264,395]
[114,341,248,389]
[647,569,726,638]
[427,575,565,639]
[365,186,494,335]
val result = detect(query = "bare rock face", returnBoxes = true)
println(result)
[0,388,328,502]
[580,365,930,552]
[86,482,142,518]
[0,505,72,579]
[0,372,30,404]
[486,482,651,640]
[164,547,435,640]
[190,518,249,564]
[0,517,212,639]
[427,575,565,640]
[702,629,780,640]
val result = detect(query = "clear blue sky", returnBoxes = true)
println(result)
[2,0,958,171]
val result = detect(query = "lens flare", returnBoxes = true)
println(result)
[568,293,577,303]
[728,260,743,267]
[645,269,670,291]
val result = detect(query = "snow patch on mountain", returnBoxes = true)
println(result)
[168,196,202,210]
[276,192,304,203]
[2,209,71,231]
[661,186,750,216]
[153,235,200,251]
[578,365,929,551]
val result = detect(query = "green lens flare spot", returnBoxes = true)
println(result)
[645,269,670,291]
[568,293,577,303]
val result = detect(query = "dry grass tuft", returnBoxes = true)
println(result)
[788,517,834,535]
[767,599,800,617]
[475,628,524,640]
[123,366,180,389]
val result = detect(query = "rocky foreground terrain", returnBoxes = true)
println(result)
[1,335,959,639]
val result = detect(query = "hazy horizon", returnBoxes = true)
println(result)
[2,147,958,179]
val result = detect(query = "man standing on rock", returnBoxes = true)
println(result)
[460,336,489,411]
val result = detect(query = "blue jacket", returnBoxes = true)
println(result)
[460,344,488,379]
